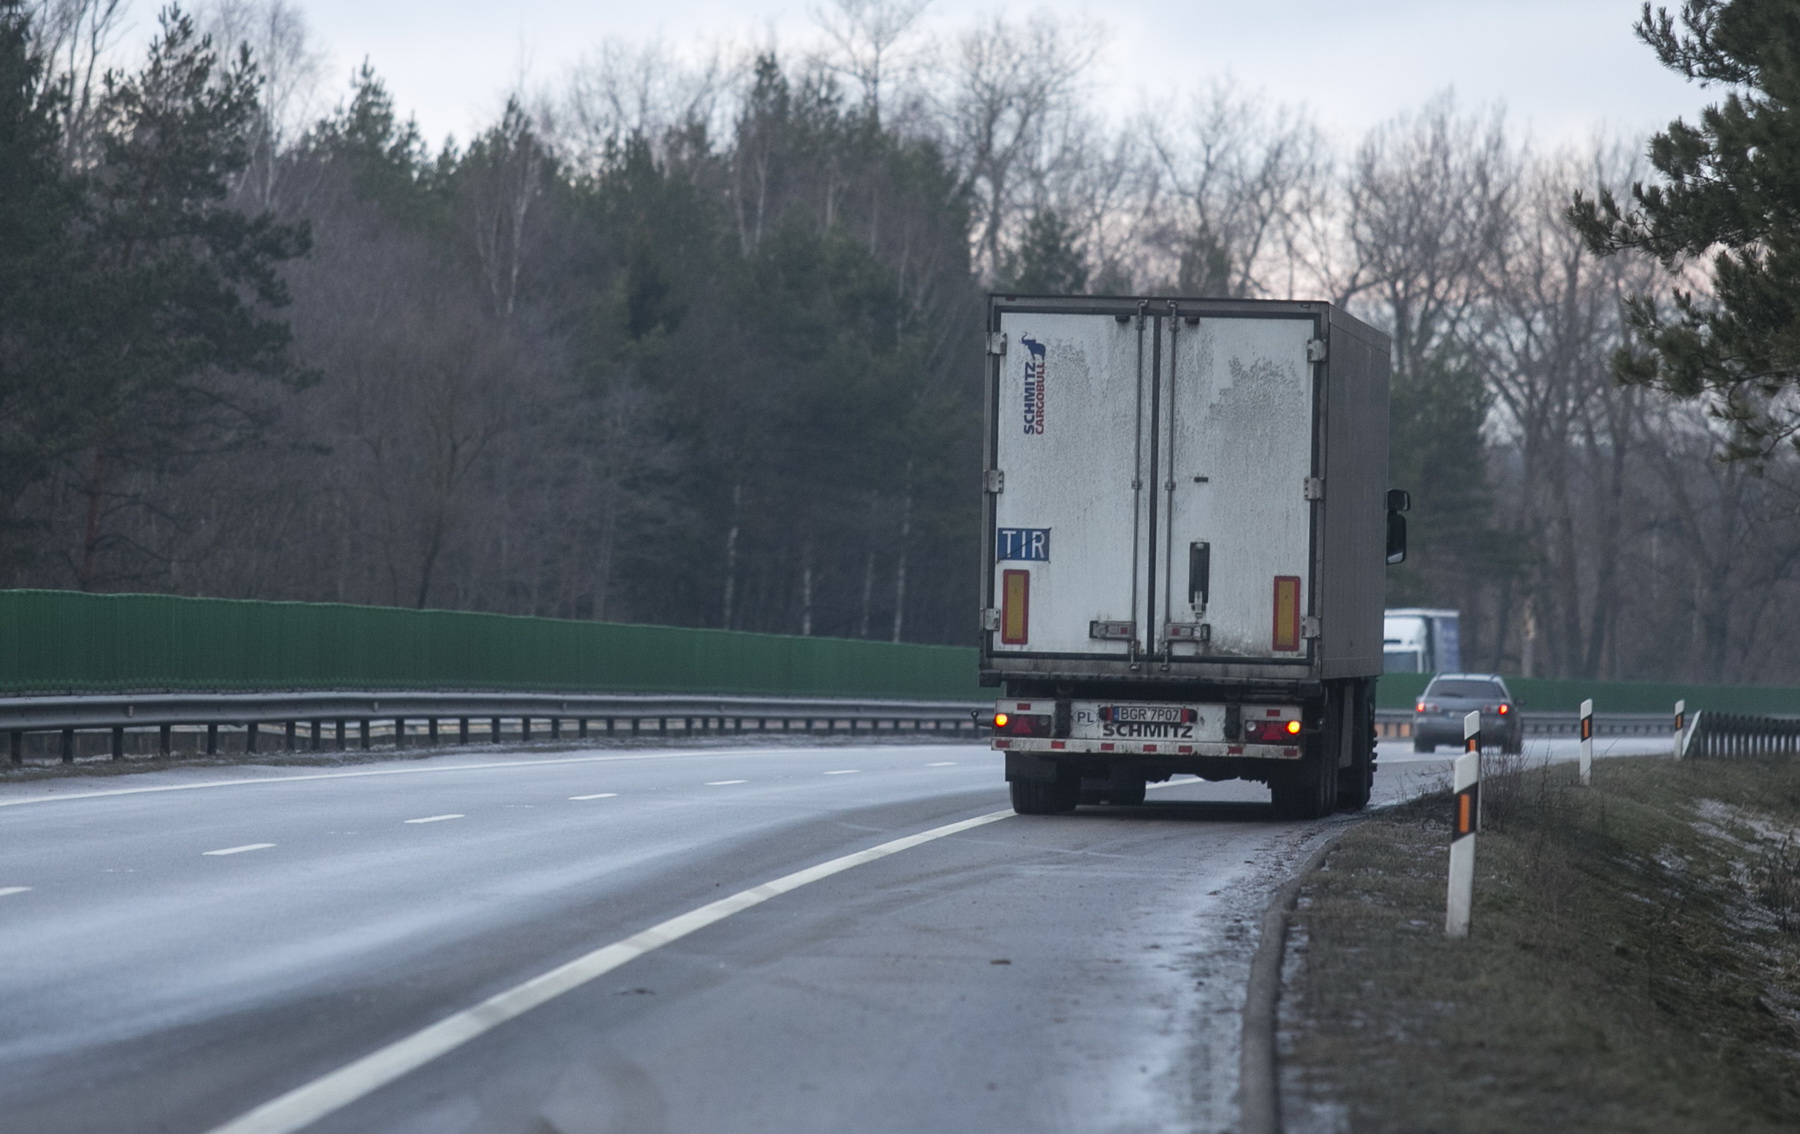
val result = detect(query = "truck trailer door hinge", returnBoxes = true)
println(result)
[987,332,1008,356]
[982,608,1001,631]
[1306,337,1328,363]
[1303,476,1324,500]
[1302,616,1321,639]
[983,469,1005,493]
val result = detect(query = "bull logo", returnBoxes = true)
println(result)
[1021,336,1046,435]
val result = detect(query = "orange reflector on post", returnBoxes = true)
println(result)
[1272,576,1301,651]
[1453,783,1480,840]
[1001,570,1030,644]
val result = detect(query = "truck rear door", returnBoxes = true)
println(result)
[987,309,1147,660]
[985,301,1321,669]
[1157,312,1318,661]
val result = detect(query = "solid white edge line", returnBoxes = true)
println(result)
[202,843,276,856]
[204,808,1014,1134]
[568,793,617,801]
[0,886,31,897]
[402,814,463,825]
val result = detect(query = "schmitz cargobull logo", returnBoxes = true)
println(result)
[1020,335,1046,434]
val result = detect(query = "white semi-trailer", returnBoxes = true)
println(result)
[979,295,1407,819]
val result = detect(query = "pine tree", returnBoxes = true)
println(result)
[1568,0,1800,458]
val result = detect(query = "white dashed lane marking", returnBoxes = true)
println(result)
[925,761,957,767]
[569,793,617,801]
[704,780,748,787]
[823,770,859,776]
[0,887,31,898]
[203,843,275,857]
[403,815,464,825]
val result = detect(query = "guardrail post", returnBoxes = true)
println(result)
[491,717,502,743]
[429,718,440,746]
[1446,750,1480,938]
[206,723,218,755]
[285,721,296,752]
[359,719,370,750]
[111,725,124,760]
[458,718,469,745]
[61,728,74,763]
[334,719,345,751]
[394,718,405,750]
[522,717,532,743]
[159,724,171,758]
[578,719,588,740]
[11,730,22,766]
[247,723,259,754]
[310,720,321,751]
[1579,699,1593,787]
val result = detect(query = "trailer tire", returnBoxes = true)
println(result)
[1412,736,1434,754]
[1336,684,1375,812]
[1011,775,1078,815]
[1271,751,1336,820]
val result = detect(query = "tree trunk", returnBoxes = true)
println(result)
[891,476,913,643]
[77,445,108,591]
[722,483,741,628]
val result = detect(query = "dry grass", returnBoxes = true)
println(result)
[1280,756,1800,1133]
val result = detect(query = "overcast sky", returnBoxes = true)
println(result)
[123,0,1706,151]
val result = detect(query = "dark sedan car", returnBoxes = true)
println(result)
[1412,673,1522,753]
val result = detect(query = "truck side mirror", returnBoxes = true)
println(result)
[1386,488,1411,513]
[1386,511,1408,565]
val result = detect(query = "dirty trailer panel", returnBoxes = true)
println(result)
[982,297,1386,686]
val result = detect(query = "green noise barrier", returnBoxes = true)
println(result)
[0,590,989,700]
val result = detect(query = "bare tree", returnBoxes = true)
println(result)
[1146,81,1331,298]
[937,12,1101,281]
[1341,92,1518,381]
[808,0,929,125]
[28,0,125,167]
[194,0,325,208]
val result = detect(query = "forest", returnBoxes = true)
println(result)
[5,0,1800,685]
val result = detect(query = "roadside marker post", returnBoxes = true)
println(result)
[1673,699,1686,761]
[1578,699,1594,787]
[1446,741,1480,939]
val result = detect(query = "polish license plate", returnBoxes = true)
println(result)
[1106,704,1184,724]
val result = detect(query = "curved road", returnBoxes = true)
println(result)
[0,735,1654,1133]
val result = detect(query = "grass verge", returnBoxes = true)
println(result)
[1281,755,1800,1133]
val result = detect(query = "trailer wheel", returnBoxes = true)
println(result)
[1271,751,1336,819]
[1010,776,1078,815]
[1336,683,1375,812]
[1412,736,1434,754]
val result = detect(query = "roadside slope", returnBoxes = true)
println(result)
[1279,756,1800,1133]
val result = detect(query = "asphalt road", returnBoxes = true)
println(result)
[0,733,1667,1134]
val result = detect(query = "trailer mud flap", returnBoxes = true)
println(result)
[1005,751,1060,782]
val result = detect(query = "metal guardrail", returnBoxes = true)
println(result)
[1684,710,1800,759]
[1374,709,1679,739]
[0,691,989,766]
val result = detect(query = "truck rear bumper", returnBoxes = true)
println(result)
[993,736,1302,760]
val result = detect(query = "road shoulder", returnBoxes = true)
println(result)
[1276,756,1800,1133]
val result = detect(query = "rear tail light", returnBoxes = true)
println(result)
[1244,719,1302,742]
[1417,701,1439,712]
[1497,703,1510,715]
[997,713,1052,736]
